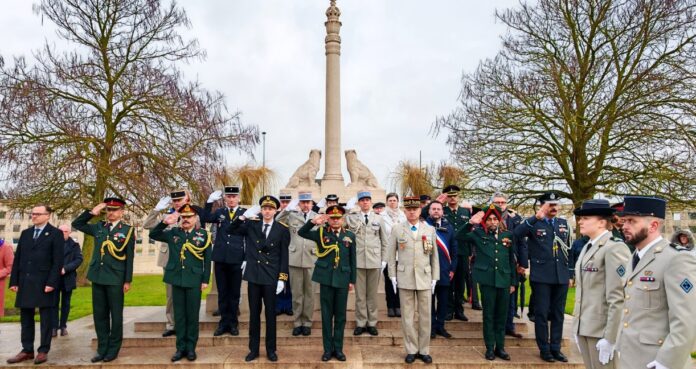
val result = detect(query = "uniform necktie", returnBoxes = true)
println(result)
[436,222,440,229]
[364,214,369,225]
[632,253,640,270]
[304,213,307,221]
[33,228,41,240]
[411,225,417,232]
[586,242,593,251]
[263,223,270,238]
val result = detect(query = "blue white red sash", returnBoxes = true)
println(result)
[435,232,451,263]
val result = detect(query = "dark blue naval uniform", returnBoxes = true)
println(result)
[426,217,458,334]
[514,215,571,355]
[201,204,246,333]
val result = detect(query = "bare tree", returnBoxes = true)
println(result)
[0,0,258,280]
[435,0,696,208]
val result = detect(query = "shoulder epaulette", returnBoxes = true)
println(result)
[277,221,288,228]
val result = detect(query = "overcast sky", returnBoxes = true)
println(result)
[0,0,520,193]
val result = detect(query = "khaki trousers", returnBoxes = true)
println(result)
[399,288,432,355]
[579,335,615,369]
[165,283,174,330]
[290,266,314,328]
[355,268,381,327]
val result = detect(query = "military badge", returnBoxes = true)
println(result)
[422,234,433,254]
[640,276,656,282]
[616,265,626,277]
[583,267,599,272]
[173,236,180,243]
[398,237,407,250]
[644,270,653,276]
[113,232,126,242]
[680,278,693,293]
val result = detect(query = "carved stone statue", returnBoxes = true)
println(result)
[285,149,322,188]
[345,149,379,188]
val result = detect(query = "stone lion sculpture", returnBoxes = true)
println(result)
[285,149,321,188]
[345,149,380,188]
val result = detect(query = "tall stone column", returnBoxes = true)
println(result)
[322,0,344,187]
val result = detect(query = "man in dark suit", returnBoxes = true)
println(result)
[228,195,290,363]
[201,185,246,337]
[51,224,83,337]
[7,204,64,365]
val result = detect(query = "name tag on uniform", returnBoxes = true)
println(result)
[639,277,656,282]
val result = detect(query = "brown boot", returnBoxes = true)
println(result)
[6,351,34,364]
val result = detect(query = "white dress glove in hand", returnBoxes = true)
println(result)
[596,338,614,365]
[316,198,327,208]
[574,334,582,353]
[431,280,437,294]
[154,196,171,211]
[390,277,398,293]
[276,280,285,295]
[243,205,261,218]
[346,196,358,210]
[241,261,247,275]
[646,360,668,369]
[207,190,223,203]
[381,261,387,274]
[287,198,300,211]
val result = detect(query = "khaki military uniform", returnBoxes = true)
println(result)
[572,231,631,369]
[276,209,318,328]
[387,221,439,355]
[345,212,388,328]
[616,239,696,369]
[144,209,175,331]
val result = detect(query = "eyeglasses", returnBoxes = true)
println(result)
[493,201,507,205]
[30,213,49,216]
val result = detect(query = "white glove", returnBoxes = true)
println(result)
[596,338,614,365]
[574,334,582,353]
[431,280,437,294]
[646,360,668,369]
[390,277,398,293]
[316,198,327,208]
[241,261,247,275]
[286,198,300,211]
[276,280,285,295]
[381,261,387,273]
[346,196,358,210]
[207,190,223,203]
[243,205,261,218]
[154,196,171,211]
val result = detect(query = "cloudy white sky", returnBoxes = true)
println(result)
[0,0,519,193]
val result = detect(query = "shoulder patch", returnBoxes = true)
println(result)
[680,278,693,294]
[616,265,626,277]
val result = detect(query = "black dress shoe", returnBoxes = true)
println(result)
[514,313,521,318]
[103,355,117,362]
[436,329,452,339]
[505,330,523,338]
[321,352,332,361]
[353,327,365,336]
[430,332,436,339]
[212,309,220,316]
[551,351,568,362]
[420,354,432,364]
[455,313,469,321]
[445,312,453,321]
[213,327,228,336]
[60,328,68,336]
[394,308,401,317]
[540,352,555,362]
[472,302,483,310]
[485,349,495,360]
[334,351,346,361]
[245,352,259,362]
[405,354,416,363]
[527,312,535,322]
[367,326,378,336]
[302,326,311,336]
[51,329,58,337]
[230,326,239,336]
[292,327,303,336]
[387,308,395,317]
[90,355,104,363]
[287,310,293,316]
[494,348,510,360]
[267,351,278,362]
[162,329,176,337]
[171,351,184,362]
[187,351,197,361]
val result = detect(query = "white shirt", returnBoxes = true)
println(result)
[637,236,663,259]
[262,220,274,237]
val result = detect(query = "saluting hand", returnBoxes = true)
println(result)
[435,193,448,203]
[469,211,484,225]
[536,203,550,219]
[91,203,107,216]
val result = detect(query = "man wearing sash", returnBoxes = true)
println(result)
[150,204,212,362]
[72,197,135,363]
[425,200,457,339]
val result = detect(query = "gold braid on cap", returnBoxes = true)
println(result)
[180,231,212,261]
[100,226,134,261]
[316,226,340,269]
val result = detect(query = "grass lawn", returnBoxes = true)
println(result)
[1,274,213,323]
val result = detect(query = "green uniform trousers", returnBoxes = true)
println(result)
[479,284,509,350]
[92,283,124,357]
[319,284,349,353]
[172,285,202,353]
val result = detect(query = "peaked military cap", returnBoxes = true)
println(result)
[443,185,461,195]
[104,197,126,209]
[279,193,292,201]
[224,185,240,195]
[538,191,561,204]
[170,189,187,200]
[326,205,346,218]
[573,199,615,216]
[617,196,666,219]
[420,194,431,202]
[403,196,421,208]
[298,192,313,201]
[259,195,280,209]
[357,191,372,200]
[326,194,339,202]
[178,204,198,217]
[372,202,385,209]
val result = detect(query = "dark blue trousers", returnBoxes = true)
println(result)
[530,282,568,353]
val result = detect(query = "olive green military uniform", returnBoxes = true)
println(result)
[298,220,356,354]
[72,210,135,358]
[459,226,516,352]
[149,222,212,354]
